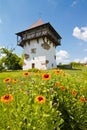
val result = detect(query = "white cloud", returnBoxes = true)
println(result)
[48,0,57,7]
[74,57,87,63]
[82,57,87,63]
[0,46,5,49]
[0,18,2,24]
[72,26,87,42]
[0,46,6,58]
[71,0,77,7]
[0,53,6,58]
[71,0,85,7]
[84,48,87,52]
[74,58,80,63]
[56,50,70,64]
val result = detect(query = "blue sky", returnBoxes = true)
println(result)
[0,0,87,64]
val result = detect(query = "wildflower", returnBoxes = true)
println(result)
[33,127,36,130]
[70,88,73,92]
[42,73,51,80]
[20,88,24,92]
[80,97,86,102]
[54,70,61,74]
[23,72,29,76]
[12,79,18,84]
[1,94,13,103]
[49,88,54,94]
[71,91,77,96]
[20,81,24,84]
[62,72,66,76]
[35,73,40,76]
[81,87,86,92]
[61,86,66,90]
[35,95,46,104]
[38,69,42,73]
[3,78,11,83]
[54,82,60,87]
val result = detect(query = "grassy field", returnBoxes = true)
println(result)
[0,67,87,130]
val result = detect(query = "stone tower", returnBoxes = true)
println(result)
[16,19,61,70]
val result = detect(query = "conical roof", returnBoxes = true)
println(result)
[29,19,44,29]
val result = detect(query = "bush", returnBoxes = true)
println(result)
[0,65,5,72]
[0,48,23,70]
[28,68,40,72]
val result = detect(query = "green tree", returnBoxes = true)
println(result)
[70,62,82,67]
[0,47,23,70]
[0,59,5,71]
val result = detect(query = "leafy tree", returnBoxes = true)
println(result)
[0,59,5,71]
[70,62,83,67]
[0,47,23,70]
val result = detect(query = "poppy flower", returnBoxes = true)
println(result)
[3,78,11,83]
[1,94,13,103]
[35,95,46,104]
[80,97,86,102]
[23,72,29,76]
[42,73,51,80]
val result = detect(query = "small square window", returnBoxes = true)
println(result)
[31,48,36,53]
[24,54,29,59]
[54,55,56,59]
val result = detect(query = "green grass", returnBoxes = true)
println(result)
[0,67,87,130]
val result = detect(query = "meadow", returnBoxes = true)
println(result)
[0,67,87,130]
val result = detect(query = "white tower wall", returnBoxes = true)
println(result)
[23,37,57,70]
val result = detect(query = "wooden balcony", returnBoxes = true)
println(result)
[16,22,61,47]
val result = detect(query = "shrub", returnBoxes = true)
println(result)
[28,68,40,72]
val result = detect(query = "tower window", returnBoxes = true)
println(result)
[54,55,56,59]
[37,38,39,43]
[24,54,29,59]
[31,48,36,53]
[52,63,53,67]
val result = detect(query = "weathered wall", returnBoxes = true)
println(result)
[23,37,57,70]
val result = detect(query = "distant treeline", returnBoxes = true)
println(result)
[57,62,86,69]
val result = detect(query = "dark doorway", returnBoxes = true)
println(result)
[32,63,35,68]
